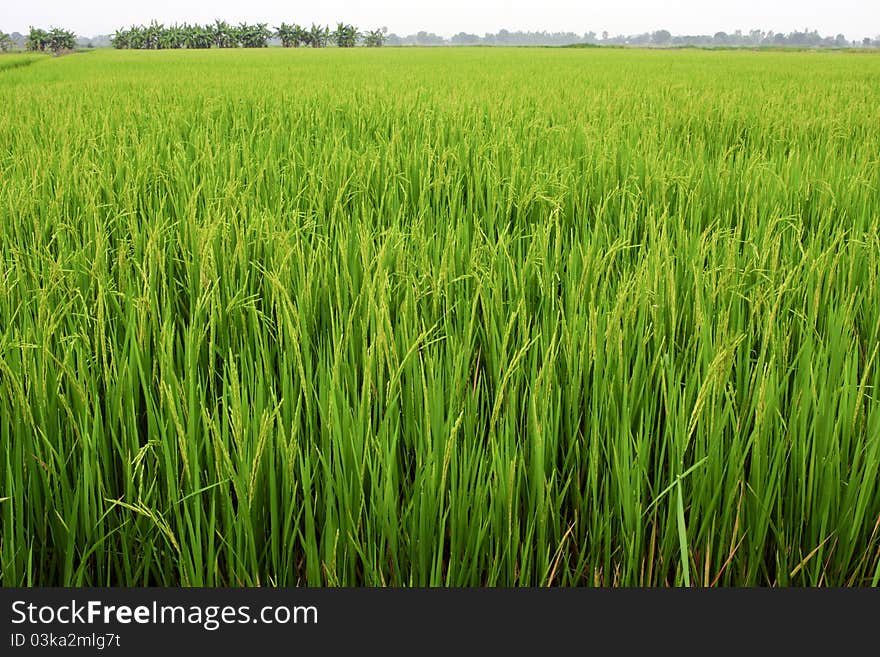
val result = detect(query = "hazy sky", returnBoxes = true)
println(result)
[4,0,879,39]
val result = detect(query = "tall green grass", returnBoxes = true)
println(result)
[0,54,46,73]
[1,48,879,586]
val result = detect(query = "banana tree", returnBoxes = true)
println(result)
[183,23,213,49]
[363,28,388,47]
[258,23,272,47]
[238,23,270,48]
[0,31,14,52]
[111,28,130,49]
[291,24,309,47]
[144,21,163,49]
[292,25,309,47]
[128,25,147,49]
[308,23,330,48]
[160,24,185,49]
[213,20,237,48]
[26,27,50,52]
[334,23,359,48]
[276,23,300,48]
[47,27,76,53]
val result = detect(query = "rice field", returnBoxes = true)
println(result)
[1,47,879,586]
[0,53,45,73]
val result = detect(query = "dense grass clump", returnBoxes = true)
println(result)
[0,54,46,72]
[1,48,879,586]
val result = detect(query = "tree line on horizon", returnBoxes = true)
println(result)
[109,21,388,49]
[3,25,879,52]
[5,27,77,53]
[398,28,880,48]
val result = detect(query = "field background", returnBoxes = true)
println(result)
[1,48,879,586]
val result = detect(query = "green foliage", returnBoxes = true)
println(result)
[307,23,331,48]
[0,31,14,52]
[26,27,49,52]
[159,25,186,50]
[184,24,214,50]
[237,23,271,49]
[363,28,388,48]
[0,54,42,71]
[334,23,359,48]
[212,20,237,49]
[110,20,333,50]
[1,48,879,587]
[27,27,76,54]
[276,23,308,48]
[111,29,129,49]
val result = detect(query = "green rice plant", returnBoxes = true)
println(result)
[0,54,46,72]
[0,47,879,586]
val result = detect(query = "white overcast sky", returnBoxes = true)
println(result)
[4,0,879,39]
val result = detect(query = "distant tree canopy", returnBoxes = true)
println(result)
[363,28,388,48]
[26,27,76,53]
[109,22,388,49]
[307,24,331,48]
[593,28,870,49]
[276,23,309,48]
[111,21,271,49]
[334,23,359,48]
[21,23,879,52]
[382,27,878,48]
[0,31,14,52]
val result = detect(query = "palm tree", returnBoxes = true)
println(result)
[0,31,14,52]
